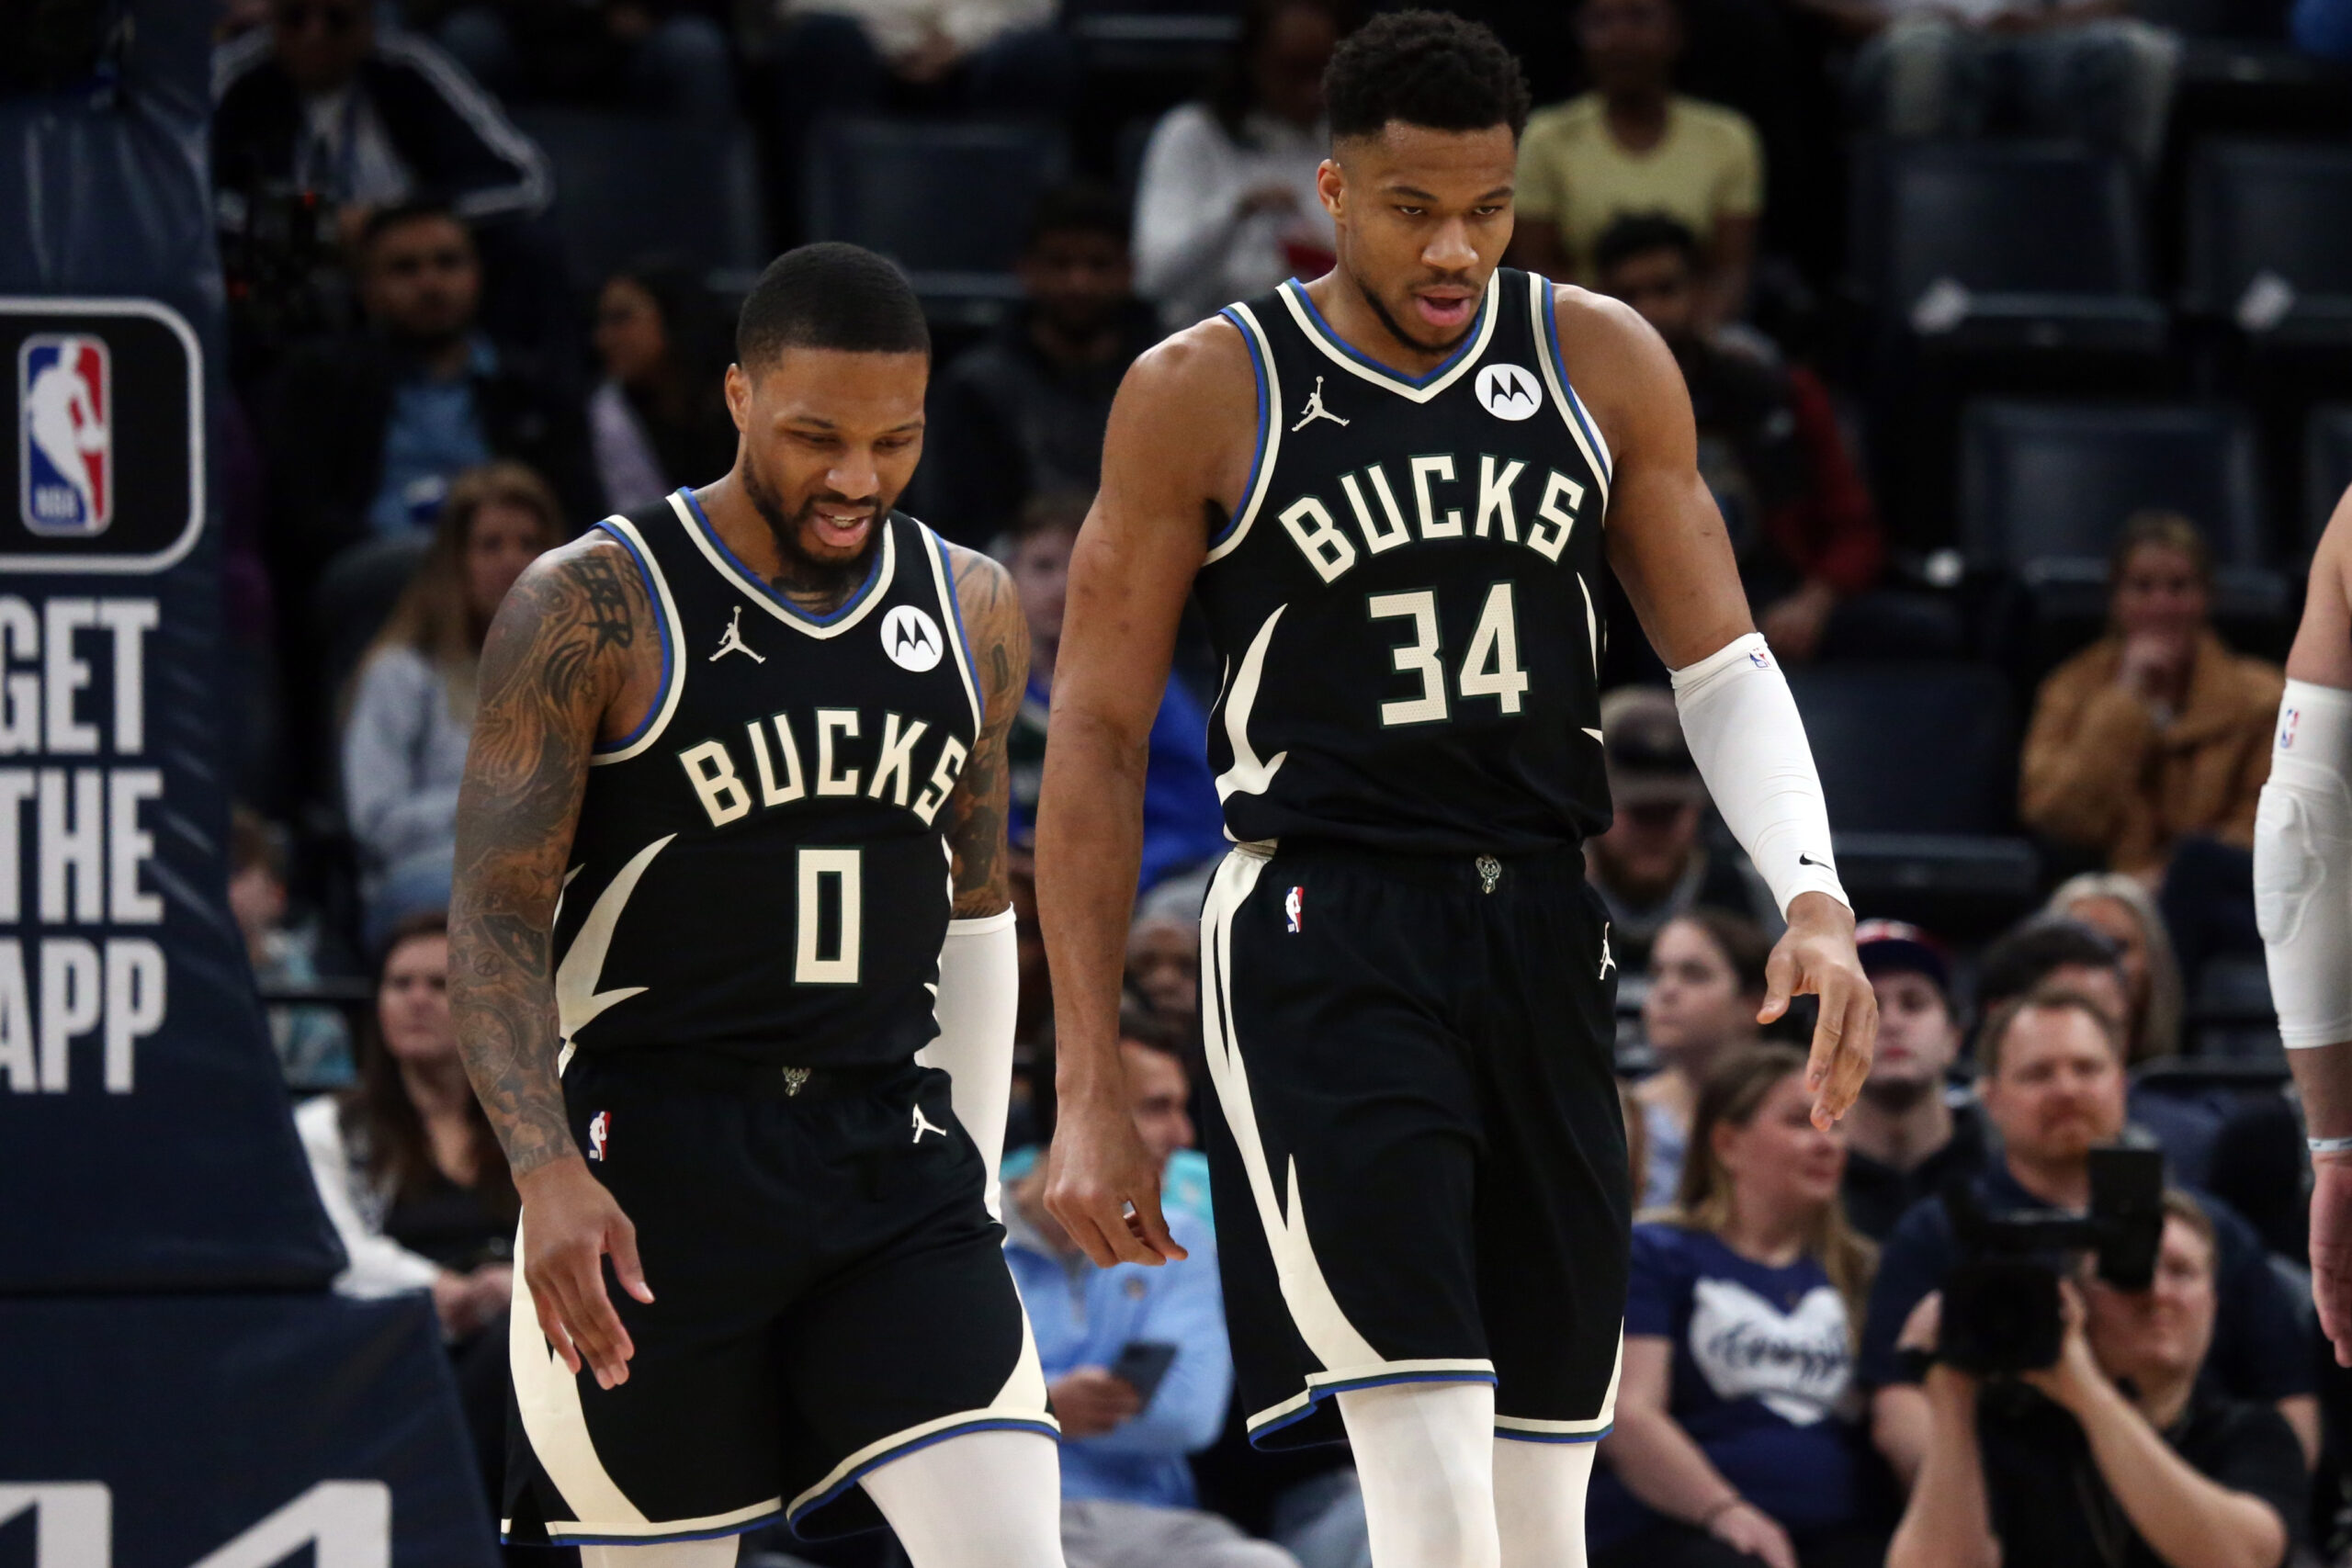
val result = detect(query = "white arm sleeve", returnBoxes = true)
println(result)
[2256,679,2352,1048]
[1668,633,1850,917]
[915,908,1020,1218]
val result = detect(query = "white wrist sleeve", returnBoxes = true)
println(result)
[1668,634,1850,917]
[2256,679,2352,1048]
[916,908,1020,1217]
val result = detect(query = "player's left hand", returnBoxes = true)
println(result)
[1761,892,1877,1131]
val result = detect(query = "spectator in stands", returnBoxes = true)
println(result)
[588,258,740,515]
[1593,216,1954,665]
[1860,990,2320,1489]
[1841,920,1986,1243]
[1511,0,1762,323]
[1133,0,1340,332]
[1838,0,2178,171]
[342,462,560,945]
[1633,910,1772,1211]
[426,0,738,124]
[766,0,1080,141]
[1002,492,1227,890]
[230,805,356,1089]
[263,203,597,599]
[2047,873,2185,1064]
[1005,1015,1299,1568]
[922,185,1163,547]
[1886,1191,2304,1568]
[2021,512,2282,879]
[1592,1044,1885,1568]
[1588,685,1777,979]
[1129,881,1203,1050]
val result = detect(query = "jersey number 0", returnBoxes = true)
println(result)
[795,848,862,984]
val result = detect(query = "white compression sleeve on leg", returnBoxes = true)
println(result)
[1493,1436,1596,1568]
[1669,633,1849,916]
[916,908,1020,1218]
[579,1539,741,1567]
[1337,1382,1501,1568]
[2257,679,2352,1048]
[859,1427,1066,1568]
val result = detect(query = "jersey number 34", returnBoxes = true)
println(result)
[1367,582,1528,728]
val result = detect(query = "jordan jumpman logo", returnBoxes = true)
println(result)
[710,604,765,663]
[1291,376,1350,432]
[911,1104,948,1143]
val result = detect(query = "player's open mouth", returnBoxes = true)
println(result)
[1413,291,1476,330]
[810,510,873,551]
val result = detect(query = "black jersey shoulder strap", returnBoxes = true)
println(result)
[585,495,692,767]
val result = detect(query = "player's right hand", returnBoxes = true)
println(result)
[2312,1156,2352,1366]
[1044,1091,1188,1269]
[519,1156,654,1390]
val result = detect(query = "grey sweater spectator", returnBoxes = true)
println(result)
[341,463,559,942]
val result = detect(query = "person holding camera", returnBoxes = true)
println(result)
[1859,989,2318,1486]
[1885,1190,2304,1568]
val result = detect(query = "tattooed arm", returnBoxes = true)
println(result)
[448,532,659,1388]
[943,543,1030,918]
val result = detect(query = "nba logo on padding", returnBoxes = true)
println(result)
[19,334,112,536]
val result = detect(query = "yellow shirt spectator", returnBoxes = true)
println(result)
[1515,93,1764,287]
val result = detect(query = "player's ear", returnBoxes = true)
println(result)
[1317,157,1345,220]
[724,363,751,433]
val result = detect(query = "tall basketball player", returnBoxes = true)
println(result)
[2257,482,2352,1366]
[1035,15,1877,1566]
[448,244,1064,1567]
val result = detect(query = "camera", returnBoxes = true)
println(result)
[1936,1145,2165,1377]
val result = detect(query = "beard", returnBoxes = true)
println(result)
[741,446,886,603]
[1351,266,1479,358]
[1860,1074,1937,1113]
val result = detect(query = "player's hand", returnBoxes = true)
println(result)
[1707,1500,1797,1568]
[1050,1367,1145,1438]
[1044,1087,1189,1269]
[1762,892,1877,1131]
[2312,1156,2352,1366]
[518,1156,654,1390]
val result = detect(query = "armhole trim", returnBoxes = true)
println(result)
[923,523,984,737]
[1205,304,1283,567]
[1529,275,1614,516]
[589,515,686,763]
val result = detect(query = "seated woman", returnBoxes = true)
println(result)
[340,461,561,945]
[1632,909,1770,1211]
[588,259,740,514]
[1593,1044,1884,1568]
[2045,872,2185,1066]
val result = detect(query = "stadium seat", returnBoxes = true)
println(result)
[511,108,764,292]
[2184,138,2352,344]
[1853,141,2165,354]
[2307,404,2352,543]
[804,118,1070,321]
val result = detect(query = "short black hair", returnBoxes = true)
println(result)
[1324,10,1531,142]
[1118,1003,1186,1061]
[1593,212,1702,277]
[359,198,467,253]
[736,243,930,367]
[1024,182,1129,253]
[1975,918,2125,1014]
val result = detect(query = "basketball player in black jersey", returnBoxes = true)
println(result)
[1036,15,1878,1567]
[448,245,1064,1566]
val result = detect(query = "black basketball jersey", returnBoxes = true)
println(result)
[551,491,981,1068]
[1195,268,1614,854]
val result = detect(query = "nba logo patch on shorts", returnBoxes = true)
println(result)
[1283,886,1303,932]
[18,334,112,536]
[588,1110,610,1161]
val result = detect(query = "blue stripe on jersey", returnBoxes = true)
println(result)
[934,531,978,679]
[678,485,888,626]
[1286,277,1491,389]
[1211,305,1272,552]
[1542,290,1611,484]
[590,518,673,754]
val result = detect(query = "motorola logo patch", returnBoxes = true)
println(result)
[881,604,945,672]
[1475,364,1542,422]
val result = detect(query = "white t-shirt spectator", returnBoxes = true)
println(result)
[1133,103,1333,332]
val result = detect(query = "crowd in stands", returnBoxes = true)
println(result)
[195,0,2352,1560]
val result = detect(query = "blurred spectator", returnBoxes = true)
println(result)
[424,0,738,124]
[589,258,740,514]
[1842,920,1984,1243]
[2020,513,2281,878]
[766,0,1080,155]
[1594,216,1954,665]
[1005,1019,1299,1568]
[342,462,561,945]
[1839,0,2177,171]
[922,185,1163,547]
[263,202,597,599]
[2046,873,2184,1065]
[1886,1193,2303,1568]
[1512,0,1761,323]
[1002,492,1227,891]
[230,805,356,1089]
[1129,879,1204,1049]
[1591,1044,1885,1568]
[1133,0,1340,332]
[1860,990,2319,1490]
[1588,685,1776,978]
[1633,910,1771,1210]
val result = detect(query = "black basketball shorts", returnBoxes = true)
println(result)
[1197,840,1630,1450]
[502,1053,1055,1548]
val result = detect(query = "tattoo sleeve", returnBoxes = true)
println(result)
[447,539,649,1178]
[944,546,1031,919]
